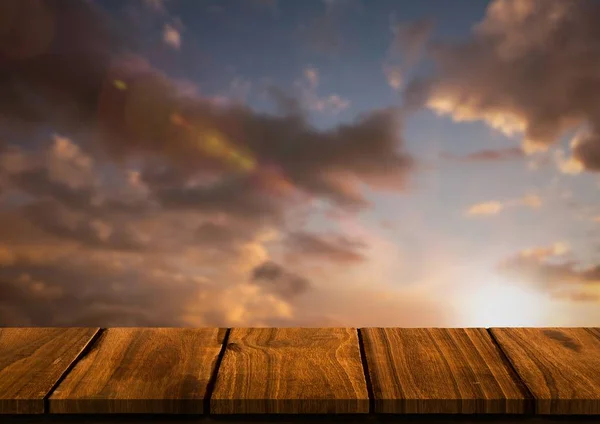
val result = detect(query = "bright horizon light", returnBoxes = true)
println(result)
[464,277,547,327]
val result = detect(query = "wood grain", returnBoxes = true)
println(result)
[588,328,600,340]
[0,327,100,414]
[210,328,369,414]
[490,328,600,415]
[49,328,226,414]
[361,328,531,414]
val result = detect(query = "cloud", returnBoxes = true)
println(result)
[519,242,571,260]
[0,160,302,327]
[466,201,504,216]
[518,194,542,209]
[442,147,524,162]
[284,231,366,264]
[0,0,411,213]
[0,137,150,216]
[251,261,311,299]
[19,199,155,252]
[0,232,298,326]
[383,65,403,91]
[408,0,600,172]
[0,0,421,327]
[496,243,600,301]
[162,23,181,49]
[297,67,351,113]
[465,195,542,217]
[383,17,433,90]
[554,131,587,174]
[555,150,585,175]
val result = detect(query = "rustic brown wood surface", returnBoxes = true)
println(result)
[211,328,369,414]
[2,327,600,417]
[361,328,531,414]
[0,327,100,414]
[2,416,600,424]
[48,328,226,414]
[490,328,600,415]
[588,328,600,340]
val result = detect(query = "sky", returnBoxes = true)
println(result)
[0,0,599,328]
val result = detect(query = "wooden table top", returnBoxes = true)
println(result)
[0,327,598,419]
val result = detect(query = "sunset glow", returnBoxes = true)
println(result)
[0,0,599,327]
[465,278,547,327]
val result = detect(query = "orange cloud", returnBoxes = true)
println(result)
[518,194,542,209]
[497,243,600,301]
[466,201,504,216]
[408,0,600,172]
[466,194,542,217]
[163,23,181,49]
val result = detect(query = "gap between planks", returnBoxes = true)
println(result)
[356,329,376,414]
[486,328,536,415]
[42,328,106,413]
[1,327,598,416]
[204,328,231,413]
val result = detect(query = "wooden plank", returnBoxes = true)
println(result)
[0,416,594,424]
[49,328,226,414]
[588,328,600,340]
[361,328,530,414]
[210,328,369,414]
[0,327,100,414]
[490,328,600,415]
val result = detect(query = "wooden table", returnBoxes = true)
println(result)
[1,327,598,423]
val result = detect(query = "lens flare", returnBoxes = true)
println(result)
[169,113,256,172]
[113,80,128,90]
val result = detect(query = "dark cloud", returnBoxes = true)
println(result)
[0,0,428,327]
[101,81,412,210]
[1,0,413,215]
[408,0,600,172]
[20,200,149,251]
[153,173,288,220]
[196,221,246,248]
[442,147,525,162]
[0,248,199,326]
[251,261,311,299]
[0,140,151,216]
[0,0,126,128]
[0,208,302,326]
[284,231,366,264]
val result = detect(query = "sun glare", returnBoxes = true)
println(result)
[465,277,546,327]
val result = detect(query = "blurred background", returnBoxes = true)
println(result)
[0,0,599,327]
